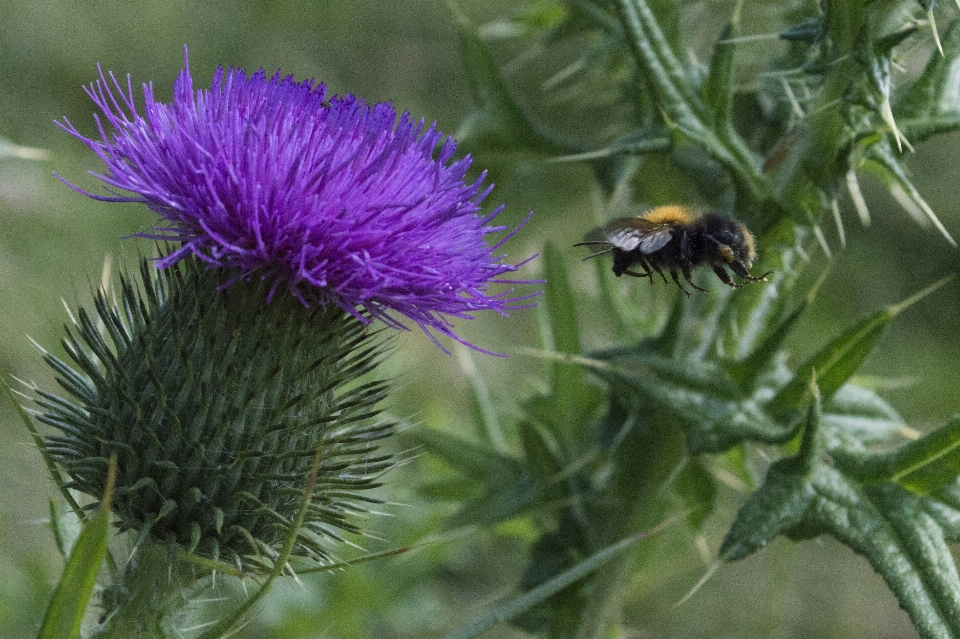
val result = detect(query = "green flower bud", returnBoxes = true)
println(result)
[35,254,395,573]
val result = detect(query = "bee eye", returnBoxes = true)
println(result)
[718,244,735,264]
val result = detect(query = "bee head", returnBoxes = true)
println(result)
[701,214,757,276]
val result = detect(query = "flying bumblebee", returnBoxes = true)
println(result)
[575,205,771,295]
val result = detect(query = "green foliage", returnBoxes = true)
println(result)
[429,1,960,638]
[5,1,960,638]
[36,463,112,639]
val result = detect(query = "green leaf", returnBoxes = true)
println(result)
[534,242,604,451]
[726,275,814,391]
[414,427,522,483]
[672,457,718,529]
[822,481,960,639]
[37,460,115,639]
[720,383,822,560]
[551,124,671,163]
[768,277,954,425]
[838,415,960,493]
[897,19,960,132]
[862,141,957,246]
[611,0,767,202]
[823,383,903,443]
[591,351,791,453]
[722,388,960,639]
[543,243,581,362]
[518,420,563,484]
[441,517,680,639]
[455,347,507,452]
[890,415,960,492]
[702,2,742,132]
[719,463,815,560]
[414,427,531,527]
[450,3,569,154]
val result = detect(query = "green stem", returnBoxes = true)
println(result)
[92,544,197,639]
[575,407,688,639]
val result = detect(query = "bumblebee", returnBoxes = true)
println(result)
[575,205,771,295]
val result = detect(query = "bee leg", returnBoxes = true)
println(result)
[712,265,740,288]
[681,264,707,293]
[622,257,653,279]
[669,270,693,297]
[741,269,774,282]
[650,263,669,285]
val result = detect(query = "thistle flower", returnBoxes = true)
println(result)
[57,50,537,353]
[33,50,541,635]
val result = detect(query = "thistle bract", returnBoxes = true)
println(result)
[57,52,537,352]
[35,255,394,571]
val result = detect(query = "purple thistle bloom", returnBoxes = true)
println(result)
[57,51,538,353]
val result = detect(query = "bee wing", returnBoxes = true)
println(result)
[586,217,673,254]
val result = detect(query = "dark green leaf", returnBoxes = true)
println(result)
[451,7,569,154]
[719,460,814,561]
[897,19,960,122]
[442,518,679,639]
[820,481,960,639]
[413,427,521,482]
[702,10,739,131]
[768,277,953,425]
[518,420,563,484]
[672,457,718,529]
[413,428,531,527]
[779,17,823,42]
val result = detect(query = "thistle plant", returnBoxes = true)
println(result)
[415,2,960,638]
[21,50,537,639]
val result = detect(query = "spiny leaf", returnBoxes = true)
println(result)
[862,142,957,246]
[722,393,960,639]
[897,19,960,130]
[837,415,960,493]
[768,276,954,425]
[702,2,742,132]
[818,479,960,639]
[441,515,682,639]
[720,383,822,560]
[450,2,569,154]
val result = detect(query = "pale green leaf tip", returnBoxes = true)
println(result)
[888,274,955,318]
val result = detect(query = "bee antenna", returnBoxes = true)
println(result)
[572,240,612,248]
[579,247,613,261]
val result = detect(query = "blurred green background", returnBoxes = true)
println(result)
[1,1,958,637]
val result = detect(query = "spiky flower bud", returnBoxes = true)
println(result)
[37,255,394,570]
